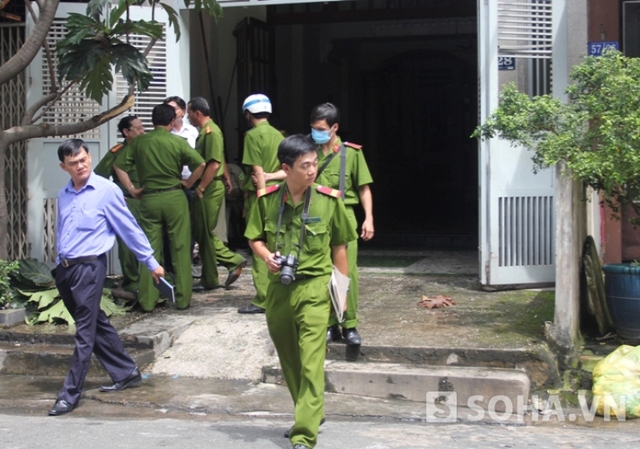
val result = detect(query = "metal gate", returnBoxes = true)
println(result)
[234,16,271,160]
[0,22,29,260]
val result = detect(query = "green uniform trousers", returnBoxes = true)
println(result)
[329,206,359,329]
[117,197,142,292]
[266,275,330,449]
[193,182,245,289]
[245,193,269,309]
[138,190,192,310]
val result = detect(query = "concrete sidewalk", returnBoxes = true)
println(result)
[0,250,569,421]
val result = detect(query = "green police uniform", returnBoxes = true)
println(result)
[193,119,246,289]
[94,142,142,292]
[316,138,373,329]
[245,183,356,449]
[241,120,284,308]
[117,127,204,310]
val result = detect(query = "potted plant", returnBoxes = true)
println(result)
[0,258,24,327]
[473,50,640,339]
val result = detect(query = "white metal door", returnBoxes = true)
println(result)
[478,0,555,286]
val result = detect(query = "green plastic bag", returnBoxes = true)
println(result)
[592,345,640,418]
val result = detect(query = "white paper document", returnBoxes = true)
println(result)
[329,266,350,323]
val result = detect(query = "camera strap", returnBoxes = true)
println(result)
[275,186,312,260]
[317,144,346,202]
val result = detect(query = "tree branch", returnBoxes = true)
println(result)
[4,95,135,146]
[21,93,56,125]
[0,0,61,87]
[32,81,78,123]
[24,0,58,94]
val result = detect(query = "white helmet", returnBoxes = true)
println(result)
[242,94,272,114]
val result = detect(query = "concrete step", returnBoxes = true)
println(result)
[0,342,155,377]
[262,360,530,412]
[0,316,195,377]
[325,343,559,389]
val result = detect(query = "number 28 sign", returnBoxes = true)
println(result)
[498,56,515,71]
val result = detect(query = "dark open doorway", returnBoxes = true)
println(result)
[259,3,479,249]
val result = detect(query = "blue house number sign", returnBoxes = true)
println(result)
[588,41,619,56]
[498,56,515,71]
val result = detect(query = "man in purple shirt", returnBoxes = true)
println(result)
[48,139,165,417]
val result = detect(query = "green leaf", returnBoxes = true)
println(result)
[158,3,181,41]
[36,300,75,325]
[111,43,152,92]
[26,289,61,310]
[10,259,55,291]
[86,0,111,21]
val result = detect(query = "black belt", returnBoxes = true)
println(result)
[294,274,310,281]
[59,255,99,268]
[143,185,182,195]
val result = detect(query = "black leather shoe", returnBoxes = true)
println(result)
[342,328,362,345]
[192,284,218,292]
[237,304,265,314]
[326,325,342,343]
[99,368,142,393]
[48,399,75,416]
[284,417,325,438]
[225,260,247,287]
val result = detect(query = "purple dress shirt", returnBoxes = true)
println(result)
[56,171,159,271]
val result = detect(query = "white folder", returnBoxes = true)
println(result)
[329,266,350,323]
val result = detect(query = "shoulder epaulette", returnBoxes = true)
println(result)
[317,185,342,198]
[109,143,124,153]
[205,126,212,135]
[344,141,362,150]
[257,184,280,198]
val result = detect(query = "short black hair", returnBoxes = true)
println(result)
[164,96,187,111]
[188,97,210,116]
[310,102,340,127]
[250,111,270,119]
[57,138,89,162]
[278,134,317,168]
[152,103,176,126]
[117,115,138,136]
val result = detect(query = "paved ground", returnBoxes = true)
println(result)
[3,249,637,447]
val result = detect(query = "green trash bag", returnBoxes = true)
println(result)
[592,345,640,418]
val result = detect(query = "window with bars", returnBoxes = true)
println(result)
[42,18,102,139]
[498,0,552,96]
[115,30,167,129]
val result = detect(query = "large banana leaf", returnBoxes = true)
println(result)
[10,259,55,291]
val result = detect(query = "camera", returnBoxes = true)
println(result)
[274,253,298,285]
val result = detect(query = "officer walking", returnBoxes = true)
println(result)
[94,115,145,295]
[310,102,375,346]
[116,103,205,311]
[237,94,284,314]
[49,139,165,417]
[187,97,247,290]
[245,134,356,449]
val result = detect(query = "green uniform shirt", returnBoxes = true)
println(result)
[94,142,140,194]
[241,121,284,193]
[196,119,225,179]
[118,127,204,190]
[316,137,373,206]
[245,183,357,280]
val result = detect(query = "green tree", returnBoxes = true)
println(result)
[474,50,640,222]
[0,0,222,259]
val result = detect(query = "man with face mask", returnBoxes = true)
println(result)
[310,102,375,346]
[237,93,285,314]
